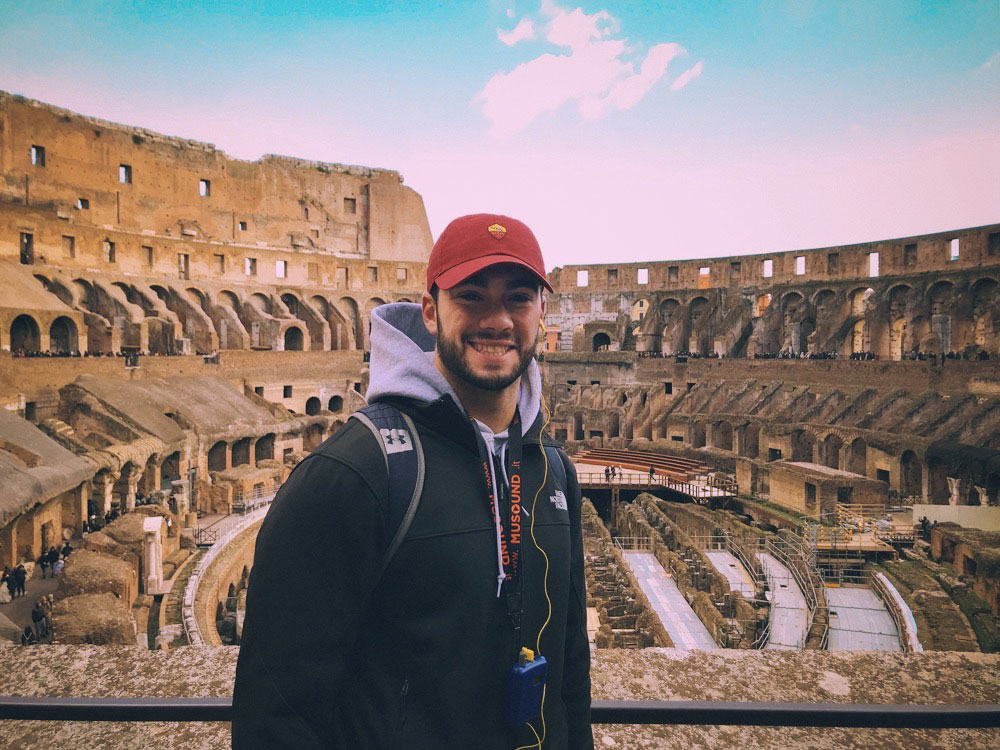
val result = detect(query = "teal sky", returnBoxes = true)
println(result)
[2,0,998,267]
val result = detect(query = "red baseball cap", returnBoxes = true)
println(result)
[426,213,552,292]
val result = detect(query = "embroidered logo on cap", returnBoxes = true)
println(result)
[487,223,507,240]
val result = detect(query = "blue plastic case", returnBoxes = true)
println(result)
[503,653,547,727]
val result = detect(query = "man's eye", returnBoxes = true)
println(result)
[457,292,482,302]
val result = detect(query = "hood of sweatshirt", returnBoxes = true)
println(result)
[365,302,542,442]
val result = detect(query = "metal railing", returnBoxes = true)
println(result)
[0,696,996,728]
[576,471,736,499]
[181,500,274,646]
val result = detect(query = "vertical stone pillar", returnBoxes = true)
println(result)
[93,474,115,515]
[142,516,165,595]
[125,473,140,512]
[0,522,16,568]
[73,483,89,535]
[248,438,258,468]
[170,479,189,517]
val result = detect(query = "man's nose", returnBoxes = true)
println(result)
[478,300,514,332]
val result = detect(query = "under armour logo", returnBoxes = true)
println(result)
[379,427,413,454]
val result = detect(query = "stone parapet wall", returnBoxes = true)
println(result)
[0,644,996,749]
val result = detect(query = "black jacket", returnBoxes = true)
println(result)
[232,394,593,749]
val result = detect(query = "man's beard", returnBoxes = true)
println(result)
[435,316,535,392]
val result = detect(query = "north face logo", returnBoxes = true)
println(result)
[550,489,567,511]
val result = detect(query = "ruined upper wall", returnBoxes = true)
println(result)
[0,91,433,265]
[551,223,1000,293]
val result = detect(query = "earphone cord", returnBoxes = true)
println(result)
[514,392,553,750]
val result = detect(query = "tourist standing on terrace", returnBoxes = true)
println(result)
[234,214,592,749]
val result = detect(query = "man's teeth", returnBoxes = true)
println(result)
[473,343,511,354]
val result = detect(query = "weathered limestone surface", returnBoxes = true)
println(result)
[0,645,996,749]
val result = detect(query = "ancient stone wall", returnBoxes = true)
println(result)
[545,224,1000,360]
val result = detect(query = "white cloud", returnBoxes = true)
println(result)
[977,50,1000,72]
[670,60,703,91]
[498,17,535,47]
[477,2,694,136]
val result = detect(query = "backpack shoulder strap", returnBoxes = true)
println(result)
[351,403,425,573]
[544,444,568,491]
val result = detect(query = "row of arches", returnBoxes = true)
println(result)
[577,274,1000,359]
[8,314,80,354]
[24,272,415,355]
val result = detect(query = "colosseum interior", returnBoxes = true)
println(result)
[0,91,997,747]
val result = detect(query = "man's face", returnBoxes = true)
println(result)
[422,263,546,393]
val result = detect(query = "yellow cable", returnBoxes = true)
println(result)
[513,396,554,750]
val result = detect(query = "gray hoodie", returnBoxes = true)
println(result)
[366,301,544,595]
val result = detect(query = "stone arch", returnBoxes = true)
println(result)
[160,451,181,490]
[790,429,815,463]
[310,295,330,318]
[283,326,304,351]
[218,290,241,311]
[849,287,875,317]
[255,434,275,462]
[249,293,271,314]
[328,395,343,412]
[305,397,321,416]
[900,450,922,498]
[971,277,998,350]
[631,298,650,322]
[232,438,251,467]
[363,297,387,349]
[740,422,761,459]
[10,314,41,353]
[609,412,620,439]
[690,422,706,448]
[186,286,209,308]
[689,297,709,320]
[811,288,837,308]
[850,319,867,354]
[985,472,1000,506]
[208,441,227,472]
[926,456,949,503]
[280,292,300,317]
[821,433,843,470]
[659,298,680,320]
[714,421,734,452]
[593,332,611,351]
[926,280,955,310]
[847,437,867,476]
[49,316,78,354]
[338,297,363,350]
[573,413,584,441]
[149,284,170,303]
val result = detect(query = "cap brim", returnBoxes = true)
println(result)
[433,254,553,292]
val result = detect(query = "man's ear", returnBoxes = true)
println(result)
[421,290,438,337]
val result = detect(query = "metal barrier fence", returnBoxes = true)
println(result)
[181,500,274,646]
[0,696,996,728]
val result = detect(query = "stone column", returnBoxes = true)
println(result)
[142,516,165,595]
[125,473,140,512]
[248,438,258,468]
[93,474,115,516]
[170,479,189,517]
[0,522,16,568]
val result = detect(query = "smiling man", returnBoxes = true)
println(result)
[233,214,593,749]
